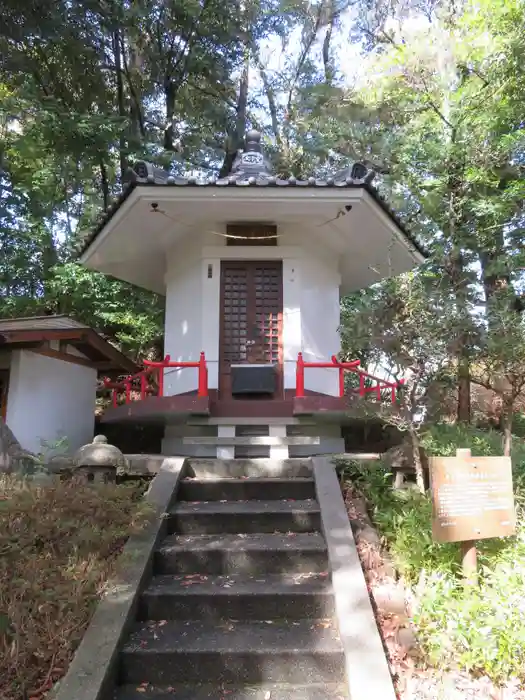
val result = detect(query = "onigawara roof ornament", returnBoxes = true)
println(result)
[228,130,274,181]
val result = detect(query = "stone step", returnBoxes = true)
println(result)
[187,458,313,479]
[120,618,345,685]
[168,499,321,535]
[139,572,334,621]
[184,436,320,446]
[189,416,317,425]
[178,477,316,502]
[154,532,328,575]
[115,682,349,699]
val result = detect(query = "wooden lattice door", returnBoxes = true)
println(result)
[219,260,283,397]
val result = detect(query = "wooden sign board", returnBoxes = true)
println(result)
[430,453,516,543]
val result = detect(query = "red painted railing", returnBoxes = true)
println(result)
[103,352,208,407]
[295,353,404,403]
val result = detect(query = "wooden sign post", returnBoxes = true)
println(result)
[429,448,515,584]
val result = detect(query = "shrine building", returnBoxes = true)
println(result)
[78,131,424,458]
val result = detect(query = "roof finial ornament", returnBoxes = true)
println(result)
[227,130,273,181]
[245,129,262,150]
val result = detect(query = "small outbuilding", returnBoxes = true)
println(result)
[0,315,136,455]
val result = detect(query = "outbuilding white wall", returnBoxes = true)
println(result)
[300,255,341,396]
[5,350,97,454]
[162,231,341,397]
[164,251,204,395]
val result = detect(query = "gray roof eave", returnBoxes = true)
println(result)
[77,177,428,261]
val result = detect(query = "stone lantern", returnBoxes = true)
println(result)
[72,435,128,484]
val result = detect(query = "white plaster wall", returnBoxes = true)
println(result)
[300,254,341,396]
[5,350,97,454]
[282,257,302,389]
[201,258,221,389]
[64,344,90,359]
[164,253,203,395]
[163,234,342,398]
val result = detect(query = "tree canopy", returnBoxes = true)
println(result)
[1,0,524,443]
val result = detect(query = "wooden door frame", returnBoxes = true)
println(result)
[219,259,284,399]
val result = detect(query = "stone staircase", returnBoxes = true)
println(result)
[114,458,349,699]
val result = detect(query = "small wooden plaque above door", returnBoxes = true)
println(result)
[226,223,277,246]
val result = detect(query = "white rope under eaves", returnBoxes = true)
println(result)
[152,208,281,241]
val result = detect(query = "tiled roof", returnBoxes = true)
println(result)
[77,130,427,259]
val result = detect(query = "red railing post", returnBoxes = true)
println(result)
[296,353,305,398]
[140,373,147,400]
[376,383,381,400]
[124,378,131,404]
[112,389,117,407]
[197,352,208,398]
[157,367,164,397]
[359,374,366,397]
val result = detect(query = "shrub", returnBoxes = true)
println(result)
[510,411,525,439]
[339,423,525,685]
[420,422,525,487]
[0,476,151,700]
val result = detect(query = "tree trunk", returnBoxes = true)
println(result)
[457,353,471,423]
[255,49,280,146]
[218,48,249,178]
[501,395,514,456]
[113,28,128,178]
[448,244,471,423]
[122,27,146,150]
[322,0,335,84]
[100,159,110,209]
[479,241,510,312]
[445,189,471,423]
[408,426,425,493]
[163,77,177,151]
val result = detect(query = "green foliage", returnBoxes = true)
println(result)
[340,423,525,684]
[421,422,515,457]
[0,0,341,358]
[512,412,525,439]
[337,457,460,581]
[421,422,525,486]
[414,554,525,683]
[47,263,164,357]
[339,270,463,440]
[333,0,525,431]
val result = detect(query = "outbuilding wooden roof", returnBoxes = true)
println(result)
[0,315,137,375]
[0,315,88,332]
